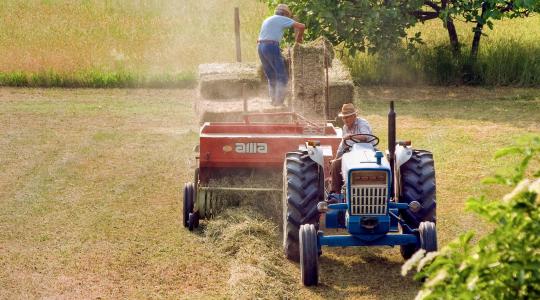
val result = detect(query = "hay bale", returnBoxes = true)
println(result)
[327,59,354,126]
[195,97,288,124]
[290,38,336,120]
[291,41,325,118]
[198,63,262,99]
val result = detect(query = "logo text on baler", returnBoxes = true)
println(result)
[235,143,268,154]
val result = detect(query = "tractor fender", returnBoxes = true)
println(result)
[305,144,324,168]
[395,144,413,169]
[393,144,413,198]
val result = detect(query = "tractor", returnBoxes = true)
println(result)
[282,101,437,286]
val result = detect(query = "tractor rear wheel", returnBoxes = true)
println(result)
[183,182,194,228]
[399,150,436,259]
[283,150,323,262]
[300,224,319,286]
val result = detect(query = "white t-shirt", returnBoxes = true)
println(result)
[336,117,373,158]
[258,15,295,42]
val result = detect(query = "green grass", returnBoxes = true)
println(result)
[1,87,539,298]
[0,70,196,88]
[346,16,540,86]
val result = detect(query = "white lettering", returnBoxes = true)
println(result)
[235,143,268,154]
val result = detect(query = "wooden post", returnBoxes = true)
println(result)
[242,83,248,113]
[323,43,330,121]
[234,7,242,62]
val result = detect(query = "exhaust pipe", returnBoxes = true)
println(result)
[388,101,396,198]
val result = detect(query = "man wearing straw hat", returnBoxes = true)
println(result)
[330,103,374,194]
[257,4,305,106]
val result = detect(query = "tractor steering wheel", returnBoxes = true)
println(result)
[344,133,380,148]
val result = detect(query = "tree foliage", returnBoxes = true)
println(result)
[264,0,424,56]
[403,136,540,299]
[264,0,540,60]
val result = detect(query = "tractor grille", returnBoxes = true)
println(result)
[350,185,388,215]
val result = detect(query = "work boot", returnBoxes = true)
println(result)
[274,82,287,105]
[327,192,341,204]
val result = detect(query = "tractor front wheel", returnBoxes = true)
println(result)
[300,224,319,286]
[419,221,437,252]
[283,150,323,262]
[183,182,194,228]
[399,150,437,259]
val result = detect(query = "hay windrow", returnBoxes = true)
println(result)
[201,172,283,223]
[204,207,298,299]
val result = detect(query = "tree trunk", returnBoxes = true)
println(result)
[441,0,459,55]
[470,23,484,61]
[464,2,487,83]
[446,18,459,55]
[470,3,487,62]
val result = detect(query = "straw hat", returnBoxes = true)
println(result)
[275,4,292,16]
[338,103,358,117]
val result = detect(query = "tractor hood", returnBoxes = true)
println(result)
[342,143,391,183]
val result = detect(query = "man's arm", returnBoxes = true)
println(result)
[293,22,305,43]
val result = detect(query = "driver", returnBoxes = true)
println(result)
[330,103,374,194]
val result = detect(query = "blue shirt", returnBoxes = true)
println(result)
[258,15,295,42]
[336,118,374,158]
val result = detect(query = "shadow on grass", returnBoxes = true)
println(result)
[308,247,420,299]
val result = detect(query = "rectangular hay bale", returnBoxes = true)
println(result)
[198,63,262,99]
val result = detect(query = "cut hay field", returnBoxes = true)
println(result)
[1,87,539,298]
[1,1,539,86]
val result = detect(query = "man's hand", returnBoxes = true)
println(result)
[293,22,305,43]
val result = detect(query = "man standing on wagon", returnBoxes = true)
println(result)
[257,4,305,106]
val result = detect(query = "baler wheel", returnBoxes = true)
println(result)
[399,150,437,259]
[300,224,319,286]
[283,150,323,262]
[419,221,437,252]
[183,182,194,228]
[188,212,200,231]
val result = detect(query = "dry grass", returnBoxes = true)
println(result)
[1,86,539,298]
[0,0,268,75]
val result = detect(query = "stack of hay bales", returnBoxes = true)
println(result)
[195,39,354,125]
[196,63,283,123]
[290,38,354,123]
[290,38,329,120]
[327,59,355,125]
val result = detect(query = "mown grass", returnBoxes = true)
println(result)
[2,1,538,87]
[1,87,539,298]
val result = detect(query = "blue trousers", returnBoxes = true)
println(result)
[258,43,288,104]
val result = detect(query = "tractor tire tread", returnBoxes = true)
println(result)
[399,149,437,229]
[283,151,322,262]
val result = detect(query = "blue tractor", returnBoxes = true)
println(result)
[282,102,437,286]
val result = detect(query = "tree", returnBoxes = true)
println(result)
[442,0,540,61]
[264,0,540,61]
[265,0,424,56]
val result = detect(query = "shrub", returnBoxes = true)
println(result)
[403,136,540,300]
